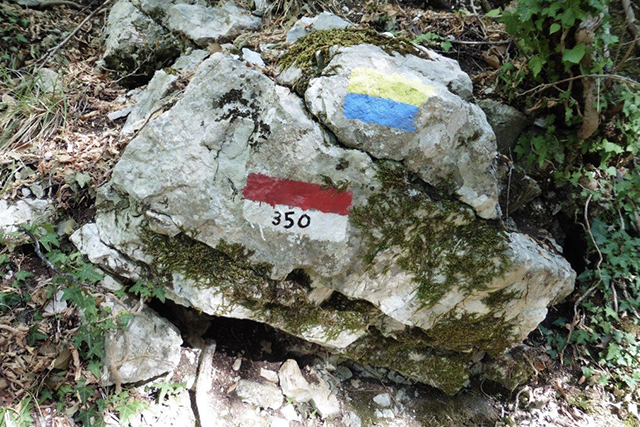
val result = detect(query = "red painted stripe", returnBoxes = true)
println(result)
[242,173,353,215]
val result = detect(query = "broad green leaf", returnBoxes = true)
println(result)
[562,43,586,64]
[486,8,501,17]
[39,232,60,251]
[601,140,624,154]
[75,262,104,284]
[549,23,561,34]
[14,270,34,282]
[74,173,91,189]
[528,55,544,77]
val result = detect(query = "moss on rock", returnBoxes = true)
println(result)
[426,311,517,356]
[345,329,472,395]
[279,28,416,71]
[139,229,378,342]
[351,163,511,308]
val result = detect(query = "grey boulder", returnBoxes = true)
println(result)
[73,52,574,394]
[303,44,500,219]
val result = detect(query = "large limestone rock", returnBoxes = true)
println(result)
[74,50,574,394]
[102,0,184,84]
[286,12,353,43]
[303,44,499,219]
[101,295,183,385]
[163,1,261,47]
[102,0,258,82]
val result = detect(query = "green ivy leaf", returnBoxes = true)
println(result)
[39,232,60,252]
[562,43,586,64]
[75,262,104,284]
[74,173,91,189]
[528,55,545,77]
[549,23,561,34]
[14,270,34,283]
[88,359,102,379]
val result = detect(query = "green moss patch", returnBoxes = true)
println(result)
[139,229,377,341]
[278,28,417,91]
[351,163,511,308]
[426,311,517,356]
[279,28,416,70]
[345,329,472,395]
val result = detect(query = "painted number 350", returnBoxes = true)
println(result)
[272,210,311,229]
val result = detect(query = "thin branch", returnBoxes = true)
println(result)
[34,0,83,9]
[449,39,511,45]
[518,73,640,97]
[36,0,113,69]
[17,226,99,291]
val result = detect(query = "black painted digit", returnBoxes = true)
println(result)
[284,211,295,229]
[272,210,281,226]
[298,214,311,228]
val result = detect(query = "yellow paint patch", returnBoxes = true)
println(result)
[346,67,435,107]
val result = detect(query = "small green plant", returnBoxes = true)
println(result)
[0,4,30,68]
[123,279,166,303]
[0,397,35,427]
[500,0,640,395]
[0,67,68,152]
[501,0,613,82]
[3,223,158,424]
[412,32,452,52]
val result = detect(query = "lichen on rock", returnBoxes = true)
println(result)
[350,162,511,308]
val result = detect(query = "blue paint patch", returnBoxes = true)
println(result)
[343,93,418,132]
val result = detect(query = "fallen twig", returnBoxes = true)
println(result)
[34,0,83,9]
[449,39,511,45]
[36,0,113,69]
[18,226,85,287]
[518,73,640,97]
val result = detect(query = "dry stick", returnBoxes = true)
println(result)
[36,0,112,69]
[559,194,604,365]
[449,39,511,45]
[35,0,83,9]
[17,226,89,288]
[518,73,640,97]
[622,0,640,50]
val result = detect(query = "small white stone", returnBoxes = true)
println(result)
[373,393,391,407]
[44,291,67,314]
[260,368,279,383]
[375,408,395,419]
[232,358,242,371]
[235,379,283,410]
[107,107,132,121]
[278,360,311,403]
[242,48,265,68]
[281,404,300,422]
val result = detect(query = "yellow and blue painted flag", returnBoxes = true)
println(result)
[343,67,435,132]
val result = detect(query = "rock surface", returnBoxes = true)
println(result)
[101,295,183,386]
[102,0,184,84]
[163,1,261,47]
[286,12,353,43]
[478,99,529,154]
[304,44,499,219]
[74,47,575,393]
[235,379,283,409]
[0,199,54,249]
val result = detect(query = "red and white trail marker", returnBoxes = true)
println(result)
[242,173,353,242]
